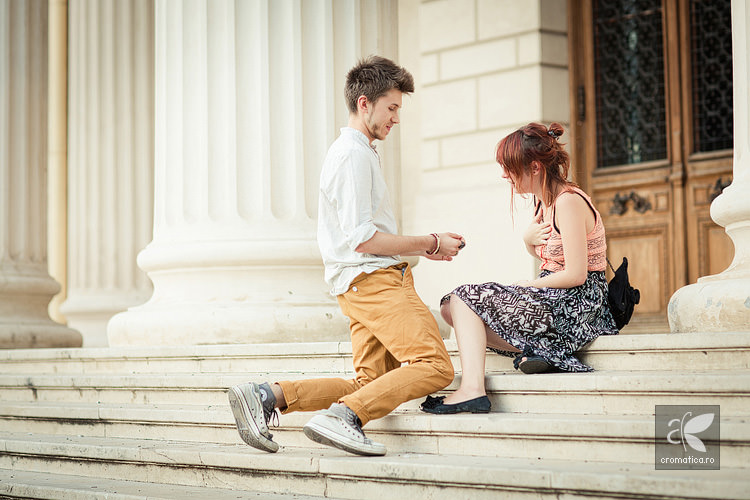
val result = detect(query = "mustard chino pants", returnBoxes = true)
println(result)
[277,263,454,425]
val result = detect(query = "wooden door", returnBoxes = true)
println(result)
[568,0,734,333]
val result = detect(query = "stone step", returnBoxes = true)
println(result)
[1,331,748,375]
[579,330,750,370]
[2,369,749,415]
[0,341,512,376]
[0,432,746,500]
[0,372,326,405]
[0,343,360,375]
[0,469,331,499]
[1,401,747,467]
[477,369,750,416]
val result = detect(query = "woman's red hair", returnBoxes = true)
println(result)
[495,122,576,210]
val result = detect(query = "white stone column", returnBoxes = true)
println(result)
[0,0,81,348]
[108,0,400,345]
[47,0,68,325]
[669,0,750,332]
[59,0,155,347]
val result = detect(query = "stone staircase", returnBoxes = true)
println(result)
[0,332,749,499]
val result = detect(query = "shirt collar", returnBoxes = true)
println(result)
[341,127,377,152]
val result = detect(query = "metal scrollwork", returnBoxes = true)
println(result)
[630,192,652,213]
[610,191,652,215]
[709,177,732,202]
[610,192,631,215]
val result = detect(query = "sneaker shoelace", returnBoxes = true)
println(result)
[255,387,279,438]
[257,383,280,429]
[265,407,280,428]
[342,407,372,443]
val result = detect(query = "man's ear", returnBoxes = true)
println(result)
[357,95,369,113]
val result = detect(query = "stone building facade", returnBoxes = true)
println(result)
[1,0,748,349]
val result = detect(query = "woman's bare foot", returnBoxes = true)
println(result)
[442,389,486,405]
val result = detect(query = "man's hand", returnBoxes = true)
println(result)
[425,232,465,261]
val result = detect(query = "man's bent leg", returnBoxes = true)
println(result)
[279,286,401,415]
[348,306,401,387]
[277,377,361,413]
[337,264,454,425]
[298,275,406,456]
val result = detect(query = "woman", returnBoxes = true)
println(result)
[422,122,618,415]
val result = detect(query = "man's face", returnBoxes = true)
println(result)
[362,88,402,142]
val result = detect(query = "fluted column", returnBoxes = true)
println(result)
[108,0,400,345]
[59,0,154,347]
[0,0,81,348]
[669,0,750,332]
[47,0,68,324]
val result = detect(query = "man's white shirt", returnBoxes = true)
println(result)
[317,127,400,295]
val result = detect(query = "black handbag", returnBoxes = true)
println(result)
[606,257,640,330]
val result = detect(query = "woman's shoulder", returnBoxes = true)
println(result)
[555,189,591,210]
[554,188,601,233]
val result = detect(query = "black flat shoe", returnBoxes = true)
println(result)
[513,347,552,374]
[517,356,551,374]
[419,395,445,411]
[421,395,491,414]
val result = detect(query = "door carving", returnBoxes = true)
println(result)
[568,0,734,333]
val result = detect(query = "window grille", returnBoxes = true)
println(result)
[593,0,667,168]
[691,0,733,153]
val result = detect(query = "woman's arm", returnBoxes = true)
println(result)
[520,193,590,289]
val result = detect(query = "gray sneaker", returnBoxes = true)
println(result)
[302,403,386,456]
[227,382,279,453]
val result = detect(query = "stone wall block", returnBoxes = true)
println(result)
[478,67,541,129]
[420,80,477,138]
[440,39,516,81]
[419,0,475,52]
[477,0,540,40]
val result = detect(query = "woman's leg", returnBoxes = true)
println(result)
[443,296,490,404]
[485,325,521,353]
[439,300,453,327]
[444,297,520,353]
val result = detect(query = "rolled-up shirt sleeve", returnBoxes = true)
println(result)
[329,151,378,251]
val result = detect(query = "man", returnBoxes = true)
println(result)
[228,55,464,457]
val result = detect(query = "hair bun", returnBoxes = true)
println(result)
[547,123,564,140]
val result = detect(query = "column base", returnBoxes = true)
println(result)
[61,291,153,347]
[0,269,83,348]
[107,302,350,346]
[0,322,82,349]
[668,275,750,333]
[106,239,357,345]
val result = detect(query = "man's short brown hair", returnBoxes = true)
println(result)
[345,55,414,114]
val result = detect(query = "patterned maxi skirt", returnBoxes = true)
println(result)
[441,270,619,372]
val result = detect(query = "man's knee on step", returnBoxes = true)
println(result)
[434,358,455,389]
[418,354,455,392]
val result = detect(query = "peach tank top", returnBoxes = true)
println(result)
[534,188,607,273]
